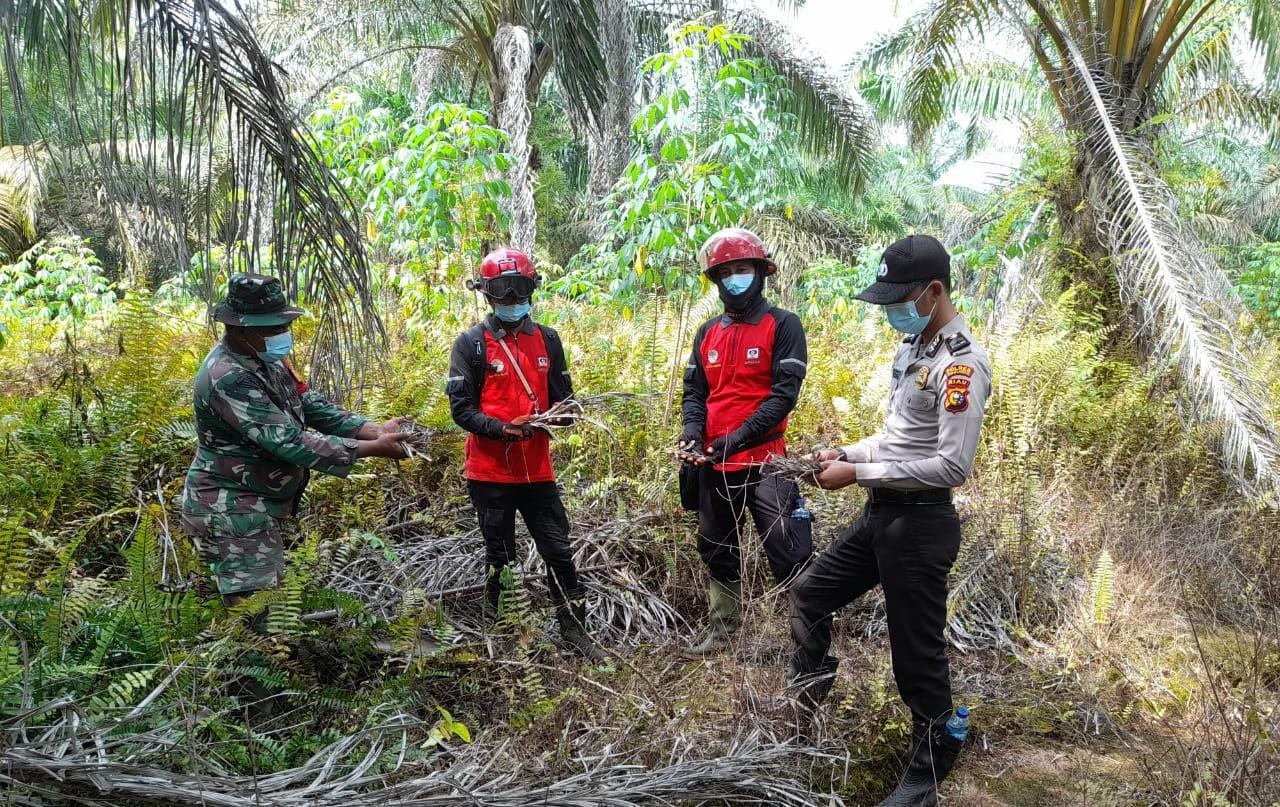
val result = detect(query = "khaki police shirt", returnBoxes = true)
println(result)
[841,315,991,490]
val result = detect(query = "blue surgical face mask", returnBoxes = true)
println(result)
[494,301,532,322]
[721,273,755,296]
[884,286,937,335]
[257,331,293,363]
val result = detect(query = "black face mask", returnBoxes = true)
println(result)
[714,269,765,313]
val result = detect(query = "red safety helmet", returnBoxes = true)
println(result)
[698,228,777,276]
[467,247,539,300]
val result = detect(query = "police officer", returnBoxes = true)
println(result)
[182,274,412,607]
[679,227,812,656]
[446,247,601,659]
[787,235,991,805]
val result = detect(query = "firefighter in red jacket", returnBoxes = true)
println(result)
[679,228,812,656]
[446,248,600,658]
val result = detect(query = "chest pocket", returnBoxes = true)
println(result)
[905,390,937,411]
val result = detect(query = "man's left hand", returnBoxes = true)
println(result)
[810,459,858,490]
[380,416,413,434]
[358,416,412,440]
[705,434,737,465]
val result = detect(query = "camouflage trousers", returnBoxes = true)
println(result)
[180,511,286,595]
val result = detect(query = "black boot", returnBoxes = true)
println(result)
[556,599,604,660]
[876,722,964,806]
[480,586,500,625]
[785,655,839,742]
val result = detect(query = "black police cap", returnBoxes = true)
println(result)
[855,235,951,305]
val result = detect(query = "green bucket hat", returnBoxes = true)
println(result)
[212,273,306,327]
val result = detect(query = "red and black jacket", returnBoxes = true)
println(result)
[681,296,808,470]
[446,315,572,483]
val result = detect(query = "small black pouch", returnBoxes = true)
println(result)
[678,462,700,511]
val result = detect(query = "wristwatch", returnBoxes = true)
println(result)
[836,448,848,463]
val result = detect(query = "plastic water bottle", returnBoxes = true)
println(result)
[945,706,970,742]
[790,497,812,522]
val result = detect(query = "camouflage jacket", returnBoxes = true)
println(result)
[181,341,368,519]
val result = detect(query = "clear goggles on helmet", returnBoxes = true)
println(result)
[482,273,536,301]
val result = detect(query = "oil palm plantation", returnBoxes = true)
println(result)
[868,0,1280,500]
[0,0,378,391]
[266,0,878,256]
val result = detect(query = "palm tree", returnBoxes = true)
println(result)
[868,0,1280,500]
[618,1,877,197]
[375,0,610,253]
[0,0,377,393]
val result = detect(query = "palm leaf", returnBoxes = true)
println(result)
[859,0,1000,145]
[2,0,379,393]
[1246,0,1280,84]
[747,203,862,291]
[1243,162,1280,230]
[627,1,877,191]
[0,144,47,261]
[718,3,876,192]
[533,0,607,116]
[1058,32,1280,502]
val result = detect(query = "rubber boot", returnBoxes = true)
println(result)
[786,655,839,742]
[557,599,605,660]
[876,721,964,807]
[480,587,500,625]
[683,579,742,657]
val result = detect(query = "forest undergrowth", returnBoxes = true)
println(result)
[2,286,1279,805]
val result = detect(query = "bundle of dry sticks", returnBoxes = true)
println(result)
[524,392,652,436]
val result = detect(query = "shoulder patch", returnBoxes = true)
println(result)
[945,333,972,356]
[943,364,974,413]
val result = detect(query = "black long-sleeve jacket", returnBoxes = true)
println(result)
[681,295,807,457]
[446,315,572,440]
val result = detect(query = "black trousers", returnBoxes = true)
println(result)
[697,465,813,586]
[789,501,961,729]
[467,480,583,608]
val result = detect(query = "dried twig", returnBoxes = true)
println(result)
[526,392,654,436]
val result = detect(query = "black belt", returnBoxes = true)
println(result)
[867,487,951,505]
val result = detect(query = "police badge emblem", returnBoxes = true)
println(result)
[915,366,930,389]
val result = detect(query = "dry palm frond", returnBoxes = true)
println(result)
[394,420,445,459]
[1054,32,1280,505]
[325,508,686,646]
[763,453,822,483]
[2,697,844,806]
[527,392,654,434]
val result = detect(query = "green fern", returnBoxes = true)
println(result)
[1089,549,1116,628]
[0,634,24,711]
[0,517,32,595]
[90,665,158,711]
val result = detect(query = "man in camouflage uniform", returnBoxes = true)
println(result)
[181,273,411,603]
